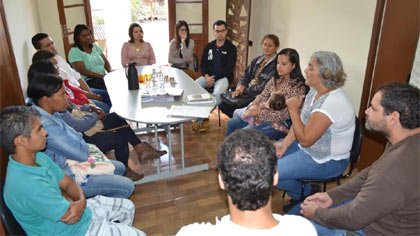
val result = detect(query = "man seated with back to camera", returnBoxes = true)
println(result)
[177,129,316,235]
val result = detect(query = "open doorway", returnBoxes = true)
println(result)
[90,0,169,69]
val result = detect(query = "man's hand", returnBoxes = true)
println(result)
[300,200,321,219]
[60,199,86,224]
[205,75,215,88]
[286,95,305,112]
[301,192,332,218]
[304,192,333,208]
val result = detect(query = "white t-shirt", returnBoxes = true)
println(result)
[56,55,81,88]
[300,88,355,163]
[176,214,317,236]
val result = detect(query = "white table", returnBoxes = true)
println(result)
[104,66,216,183]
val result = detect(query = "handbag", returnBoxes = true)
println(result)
[66,143,115,184]
[71,108,104,137]
[171,62,189,70]
[220,91,255,108]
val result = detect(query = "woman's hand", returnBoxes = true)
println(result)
[272,122,290,132]
[243,105,259,118]
[232,85,245,97]
[90,106,105,120]
[286,95,305,112]
[274,142,288,158]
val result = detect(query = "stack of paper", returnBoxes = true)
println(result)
[166,87,183,96]
[168,105,213,118]
[185,93,213,104]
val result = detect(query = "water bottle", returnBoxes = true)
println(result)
[157,69,165,89]
[151,68,158,93]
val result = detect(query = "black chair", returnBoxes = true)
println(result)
[0,184,26,235]
[298,116,363,200]
[193,54,199,73]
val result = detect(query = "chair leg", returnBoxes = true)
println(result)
[323,182,327,192]
[300,182,306,201]
[218,108,221,127]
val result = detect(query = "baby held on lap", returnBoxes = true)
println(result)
[243,93,286,126]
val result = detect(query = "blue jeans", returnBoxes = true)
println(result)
[81,160,134,199]
[277,141,349,200]
[311,220,365,236]
[91,99,111,114]
[196,76,229,104]
[90,88,112,107]
[91,99,110,113]
[226,116,286,139]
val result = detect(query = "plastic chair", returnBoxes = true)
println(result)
[0,185,26,235]
[298,116,363,200]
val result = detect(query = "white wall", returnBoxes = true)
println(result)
[35,0,64,57]
[248,1,271,61]
[266,0,376,111]
[3,0,41,97]
[208,0,226,42]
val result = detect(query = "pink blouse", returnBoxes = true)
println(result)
[121,41,156,67]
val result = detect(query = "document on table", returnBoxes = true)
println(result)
[168,105,213,118]
[141,95,175,103]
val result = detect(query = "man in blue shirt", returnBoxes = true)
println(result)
[0,106,145,235]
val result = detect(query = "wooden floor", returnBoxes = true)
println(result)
[121,110,354,235]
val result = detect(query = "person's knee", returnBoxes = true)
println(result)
[111,160,126,175]
[121,178,135,198]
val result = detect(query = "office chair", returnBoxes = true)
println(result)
[297,116,363,200]
[0,185,26,235]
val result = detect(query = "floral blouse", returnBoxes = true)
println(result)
[248,76,307,127]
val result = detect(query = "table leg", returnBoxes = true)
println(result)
[180,123,185,168]
[167,124,172,171]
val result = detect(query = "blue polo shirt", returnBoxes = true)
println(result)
[4,153,91,235]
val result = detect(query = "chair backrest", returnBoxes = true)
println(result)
[345,117,364,177]
[0,185,26,235]
[193,54,199,72]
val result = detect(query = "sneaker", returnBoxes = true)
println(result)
[199,118,210,132]
[189,121,200,133]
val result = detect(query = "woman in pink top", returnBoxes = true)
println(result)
[121,23,156,67]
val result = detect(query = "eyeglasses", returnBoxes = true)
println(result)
[179,28,188,32]
[214,29,227,33]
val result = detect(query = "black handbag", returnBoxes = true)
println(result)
[171,62,189,70]
[220,91,255,108]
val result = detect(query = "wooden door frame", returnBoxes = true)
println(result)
[226,0,251,87]
[0,0,25,232]
[0,0,24,182]
[357,0,419,170]
[57,0,93,59]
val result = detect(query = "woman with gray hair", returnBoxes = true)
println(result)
[274,51,355,212]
